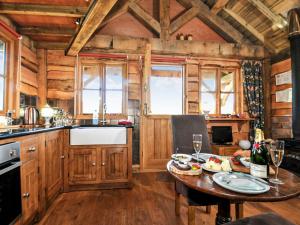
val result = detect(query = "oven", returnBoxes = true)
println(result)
[0,142,21,225]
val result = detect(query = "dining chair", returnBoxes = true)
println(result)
[171,115,244,225]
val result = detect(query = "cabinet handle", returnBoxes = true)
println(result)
[28,146,36,152]
[102,162,105,166]
[61,155,65,159]
[92,162,96,166]
[23,193,30,198]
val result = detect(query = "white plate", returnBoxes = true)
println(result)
[202,163,232,173]
[213,172,270,194]
[240,157,250,168]
[192,153,217,162]
[171,153,192,163]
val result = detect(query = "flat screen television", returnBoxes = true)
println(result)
[212,126,233,145]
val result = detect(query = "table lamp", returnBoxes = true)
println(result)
[41,104,54,127]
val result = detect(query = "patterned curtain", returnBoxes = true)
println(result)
[242,61,264,140]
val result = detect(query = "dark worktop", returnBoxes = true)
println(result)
[0,124,133,140]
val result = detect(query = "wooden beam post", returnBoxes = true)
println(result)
[170,6,200,34]
[0,3,87,17]
[18,27,74,37]
[263,58,272,138]
[160,0,170,42]
[37,49,47,108]
[176,0,244,43]
[128,1,161,35]
[66,0,118,56]
[211,0,230,14]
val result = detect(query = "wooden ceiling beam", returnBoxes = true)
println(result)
[36,41,68,50]
[247,0,288,29]
[211,0,230,15]
[159,0,170,41]
[128,1,161,34]
[223,8,276,53]
[0,3,87,17]
[66,0,118,56]
[18,27,74,37]
[176,0,244,43]
[170,6,199,34]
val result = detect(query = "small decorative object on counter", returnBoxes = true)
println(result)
[186,34,193,41]
[239,140,251,150]
[118,120,132,126]
[250,128,270,178]
[203,110,210,119]
[178,33,185,40]
[41,104,54,127]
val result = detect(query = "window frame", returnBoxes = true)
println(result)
[199,66,240,115]
[0,38,7,114]
[147,63,185,116]
[75,59,128,119]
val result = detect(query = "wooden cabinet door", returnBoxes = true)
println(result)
[69,148,98,184]
[21,160,38,224]
[101,147,128,182]
[45,131,63,204]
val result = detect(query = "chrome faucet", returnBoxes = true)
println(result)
[101,103,107,125]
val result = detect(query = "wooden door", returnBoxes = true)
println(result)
[21,160,38,224]
[69,147,98,184]
[101,147,128,181]
[45,131,63,204]
[141,116,173,170]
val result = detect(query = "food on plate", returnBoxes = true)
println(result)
[206,156,231,172]
[191,163,201,170]
[233,150,251,158]
[171,154,192,163]
[231,155,241,165]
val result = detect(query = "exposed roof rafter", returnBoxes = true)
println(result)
[211,0,230,15]
[18,27,74,37]
[0,3,87,17]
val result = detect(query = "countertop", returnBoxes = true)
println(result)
[0,124,133,140]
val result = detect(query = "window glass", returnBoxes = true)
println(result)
[149,65,183,115]
[221,93,235,114]
[0,40,5,111]
[201,70,216,92]
[221,71,234,92]
[82,66,100,89]
[201,92,216,114]
[105,65,123,114]
[82,90,100,114]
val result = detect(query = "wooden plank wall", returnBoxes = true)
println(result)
[270,58,292,139]
[20,37,38,96]
[47,50,75,100]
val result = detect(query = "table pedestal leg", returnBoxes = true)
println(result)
[216,200,231,225]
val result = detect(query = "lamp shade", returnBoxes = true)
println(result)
[41,104,54,118]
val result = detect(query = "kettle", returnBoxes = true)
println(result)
[24,107,39,125]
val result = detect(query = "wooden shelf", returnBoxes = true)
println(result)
[206,117,254,121]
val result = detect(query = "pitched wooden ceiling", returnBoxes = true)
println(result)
[0,0,299,56]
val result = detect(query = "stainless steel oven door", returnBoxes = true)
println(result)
[0,161,22,225]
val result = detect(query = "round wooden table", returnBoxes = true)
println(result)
[167,161,300,225]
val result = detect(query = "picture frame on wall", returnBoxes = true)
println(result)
[276,88,292,102]
[275,70,292,85]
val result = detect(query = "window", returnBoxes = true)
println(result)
[149,65,183,115]
[0,40,6,111]
[79,63,126,115]
[200,68,236,115]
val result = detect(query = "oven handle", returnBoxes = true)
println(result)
[0,161,21,176]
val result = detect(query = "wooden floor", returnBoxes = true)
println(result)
[38,172,300,225]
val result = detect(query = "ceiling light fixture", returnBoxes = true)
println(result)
[75,18,81,25]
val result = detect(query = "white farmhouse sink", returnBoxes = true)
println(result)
[70,127,127,145]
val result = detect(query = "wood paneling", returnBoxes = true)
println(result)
[270,58,292,139]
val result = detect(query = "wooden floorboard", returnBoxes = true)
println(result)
[38,172,300,225]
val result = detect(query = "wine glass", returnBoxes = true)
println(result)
[193,134,202,161]
[269,140,285,184]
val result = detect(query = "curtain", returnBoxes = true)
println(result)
[242,60,264,140]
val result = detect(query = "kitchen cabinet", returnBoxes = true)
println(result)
[19,135,40,224]
[101,147,128,182]
[44,130,64,206]
[69,147,99,184]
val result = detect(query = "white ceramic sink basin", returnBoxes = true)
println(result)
[70,127,127,145]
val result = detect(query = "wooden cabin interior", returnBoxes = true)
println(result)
[0,0,299,225]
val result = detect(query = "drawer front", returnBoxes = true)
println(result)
[20,136,39,162]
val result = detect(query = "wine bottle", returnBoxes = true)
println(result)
[250,128,269,178]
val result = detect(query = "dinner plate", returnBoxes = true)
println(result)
[171,153,192,163]
[202,163,232,173]
[192,153,217,162]
[213,172,270,194]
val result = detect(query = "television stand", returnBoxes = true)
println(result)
[212,144,240,156]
